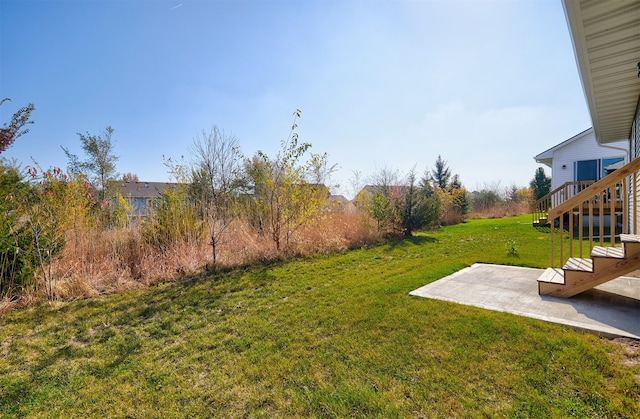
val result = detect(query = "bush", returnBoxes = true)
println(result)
[0,162,35,297]
[142,188,204,251]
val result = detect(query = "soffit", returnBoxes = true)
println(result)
[563,0,640,144]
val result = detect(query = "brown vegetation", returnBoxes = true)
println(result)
[469,200,531,219]
[1,211,379,312]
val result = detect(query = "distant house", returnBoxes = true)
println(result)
[355,184,411,203]
[117,181,178,216]
[534,127,627,192]
[327,194,357,213]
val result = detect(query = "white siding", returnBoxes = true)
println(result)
[550,130,627,191]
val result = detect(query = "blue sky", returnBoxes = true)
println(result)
[1,0,591,197]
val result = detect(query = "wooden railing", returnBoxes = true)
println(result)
[547,156,640,268]
[531,180,594,224]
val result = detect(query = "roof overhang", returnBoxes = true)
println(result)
[534,127,593,166]
[562,0,640,144]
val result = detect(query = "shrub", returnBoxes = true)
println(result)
[0,163,35,297]
[142,187,204,251]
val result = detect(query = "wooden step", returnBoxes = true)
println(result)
[621,234,640,243]
[539,239,640,297]
[537,268,566,295]
[533,217,549,227]
[591,246,624,259]
[539,232,640,298]
[537,267,564,284]
[563,257,592,272]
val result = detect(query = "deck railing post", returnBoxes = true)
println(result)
[550,217,555,268]
[634,172,638,235]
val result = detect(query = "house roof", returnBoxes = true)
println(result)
[534,127,593,166]
[562,0,640,144]
[118,181,178,199]
[328,194,350,204]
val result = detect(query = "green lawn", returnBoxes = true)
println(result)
[1,215,638,417]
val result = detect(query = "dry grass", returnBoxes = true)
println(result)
[0,200,534,313]
[3,211,378,310]
[469,201,531,219]
[292,211,380,256]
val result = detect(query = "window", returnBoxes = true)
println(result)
[602,157,624,176]
[573,157,624,182]
[574,159,599,181]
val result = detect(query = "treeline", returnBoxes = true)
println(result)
[0,103,537,306]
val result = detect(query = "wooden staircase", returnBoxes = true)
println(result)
[538,234,640,297]
[535,156,640,297]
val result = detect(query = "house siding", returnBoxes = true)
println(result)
[549,130,627,191]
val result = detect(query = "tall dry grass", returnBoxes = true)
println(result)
[469,201,531,219]
[2,210,379,311]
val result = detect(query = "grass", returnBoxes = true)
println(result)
[1,215,638,417]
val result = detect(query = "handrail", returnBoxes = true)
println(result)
[547,156,640,268]
[533,181,590,210]
[548,157,640,219]
[531,180,593,224]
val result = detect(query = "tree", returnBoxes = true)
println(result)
[506,183,521,203]
[23,166,95,299]
[431,155,451,190]
[365,166,442,236]
[425,156,468,224]
[348,170,364,201]
[448,173,469,217]
[121,172,139,183]
[307,151,339,189]
[395,168,444,236]
[0,98,35,154]
[188,126,243,270]
[62,126,119,202]
[0,160,35,297]
[399,168,421,236]
[244,110,327,252]
[530,167,551,201]
[366,167,399,233]
[417,172,443,231]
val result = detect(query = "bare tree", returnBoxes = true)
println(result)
[189,126,243,269]
[349,170,364,200]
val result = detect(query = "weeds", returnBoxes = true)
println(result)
[506,238,519,257]
[1,211,378,310]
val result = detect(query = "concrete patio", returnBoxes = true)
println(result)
[410,263,640,340]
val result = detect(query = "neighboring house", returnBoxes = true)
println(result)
[327,194,357,214]
[117,181,178,216]
[534,127,627,192]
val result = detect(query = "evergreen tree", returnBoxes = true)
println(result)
[530,167,551,201]
[431,155,451,190]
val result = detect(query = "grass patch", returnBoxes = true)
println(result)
[1,215,638,417]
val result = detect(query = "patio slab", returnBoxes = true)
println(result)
[409,263,640,339]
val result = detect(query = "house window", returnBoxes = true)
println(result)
[573,157,624,182]
[574,159,599,181]
[602,157,624,176]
